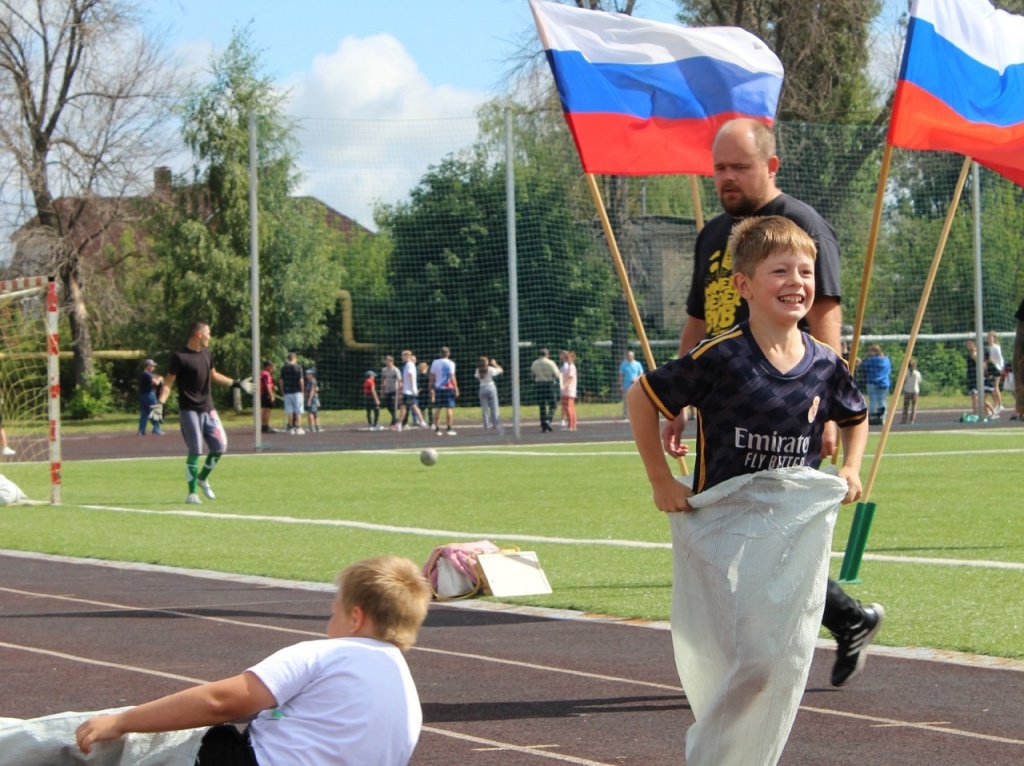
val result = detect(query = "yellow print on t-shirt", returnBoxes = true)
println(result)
[704,246,741,336]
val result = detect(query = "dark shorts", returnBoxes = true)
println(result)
[401,393,418,407]
[195,724,258,766]
[260,394,273,409]
[434,388,455,409]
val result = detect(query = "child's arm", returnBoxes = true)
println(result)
[76,672,276,754]
[627,383,692,513]
[836,417,869,504]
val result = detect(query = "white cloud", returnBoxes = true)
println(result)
[284,34,492,230]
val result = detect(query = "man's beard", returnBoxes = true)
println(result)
[719,191,760,217]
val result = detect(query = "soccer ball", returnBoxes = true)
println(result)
[420,448,438,466]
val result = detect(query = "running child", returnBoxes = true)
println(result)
[628,216,869,766]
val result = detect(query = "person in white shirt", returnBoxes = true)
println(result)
[398,350,426,429]
[38,556,432,766]
[559,350,578,431]
[474,356,504,432]
[901,358,922,424]
[428,347,460,436]
[986,331,1006,415]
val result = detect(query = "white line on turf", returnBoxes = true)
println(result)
[75,443,1024,463]
[56,506,1024,572]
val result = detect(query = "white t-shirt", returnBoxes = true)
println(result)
[560,362,578,398]
[474,365,501,387]
[247,637,421,766]
[429,358,456,390]
[988,343,1005,371]
[902,369,922,395]
[402,361,418,395]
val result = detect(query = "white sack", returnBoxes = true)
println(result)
[669,465,848,766]
[0,708,205,766]
[0,474,27,505]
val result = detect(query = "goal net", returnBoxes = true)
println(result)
[0,277,60,503]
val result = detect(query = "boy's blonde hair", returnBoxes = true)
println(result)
[336,555,431,651]
[728,215,816,278]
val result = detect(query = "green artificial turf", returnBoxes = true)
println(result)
[1,429,1021,659]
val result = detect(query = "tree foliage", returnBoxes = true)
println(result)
[149,27,343,377]
[376,134,617,379]
[0,0,178,388]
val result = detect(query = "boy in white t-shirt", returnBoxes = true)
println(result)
[4,556,431,766]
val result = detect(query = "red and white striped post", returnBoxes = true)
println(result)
[0,276,46,292]
[47,278,61,504]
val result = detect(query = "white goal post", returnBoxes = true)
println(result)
[0,276,61,504]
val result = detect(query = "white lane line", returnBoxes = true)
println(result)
[2,585,1022,747]
[419,727,619,765]
[415,646,680,692]
[48,506,1024,571]
[7,553,1023,674]
[799,705,1024,746]
[0,641,205,684]
[0,586,323,639]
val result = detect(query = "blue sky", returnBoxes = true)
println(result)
[147,0,684,98]
[143,0,906,228]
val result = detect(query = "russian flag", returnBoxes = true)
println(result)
[888,0,1024,186]
[529,0,783,176]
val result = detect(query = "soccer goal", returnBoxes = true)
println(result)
[0,277,60,504]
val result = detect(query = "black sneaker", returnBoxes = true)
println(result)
[831,603,885,687]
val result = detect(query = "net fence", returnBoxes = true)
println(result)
[0,280,56,500]
[264,115,1023,416]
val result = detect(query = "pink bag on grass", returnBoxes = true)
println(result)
[422,540,500,599]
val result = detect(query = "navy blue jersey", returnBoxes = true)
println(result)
[640,322,866,493]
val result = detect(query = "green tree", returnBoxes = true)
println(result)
[0,0,178,389]
[376,142,616,382]
[150,27,342,377]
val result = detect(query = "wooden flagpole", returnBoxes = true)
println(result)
[862,154,973,502]
[586,173,656,370]
[838,151,970,582]
[847,143,894,379]
[830,142,895,470]
[585,173,688,474]
[688,175,704,230]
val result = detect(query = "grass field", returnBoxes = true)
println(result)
[1,425,1021,660]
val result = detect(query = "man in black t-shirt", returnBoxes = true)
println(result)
[279,352,305,435]
[155,321,245,505]
[662,119,882,689]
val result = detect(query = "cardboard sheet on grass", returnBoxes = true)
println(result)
[670,465,848,766]
[476,550,551,597]
[0,708,204,765]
